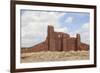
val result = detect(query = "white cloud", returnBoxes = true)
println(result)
[65,16,74,23]
[55,27,68,33]
[81,23,89,29]
[80,23,90,44]
[21,10,66,47]
[71,22,90,44]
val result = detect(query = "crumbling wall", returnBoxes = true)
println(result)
[21,25,89,52]
[55,32,62,51]
[48,25,56,51]
[21,41,48,53]
[80,43,89,51]
[76,34,81,51]
[67,38,76,51]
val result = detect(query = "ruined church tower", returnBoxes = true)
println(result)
[21,25,89,53]
[47,25,56,51]
[47,25,81,51]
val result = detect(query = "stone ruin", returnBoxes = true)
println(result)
[21,25,89,53]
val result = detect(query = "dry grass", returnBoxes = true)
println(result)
[21,51,89,63]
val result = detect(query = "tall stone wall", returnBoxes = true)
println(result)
[48,25,56,51]
[21,25,89,53]
[47,25,89,51]
[68,38,76,51]
[55,32,62,51]
[76,34,81,51]
[62,34,70,51]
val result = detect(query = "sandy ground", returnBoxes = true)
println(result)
[21,51,89,63]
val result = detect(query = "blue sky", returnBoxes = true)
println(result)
[58,12,89,32]
[21,10,90,47]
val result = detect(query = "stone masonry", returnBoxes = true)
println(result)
[21,25,89,53]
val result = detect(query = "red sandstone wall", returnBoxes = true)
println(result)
[21,25,89,53]
[48,26,56,51]
[68,38,77,51]
[21,41,48,53]
[80,43,89,51]
[55,32,62,51]
[76,34,80,51]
